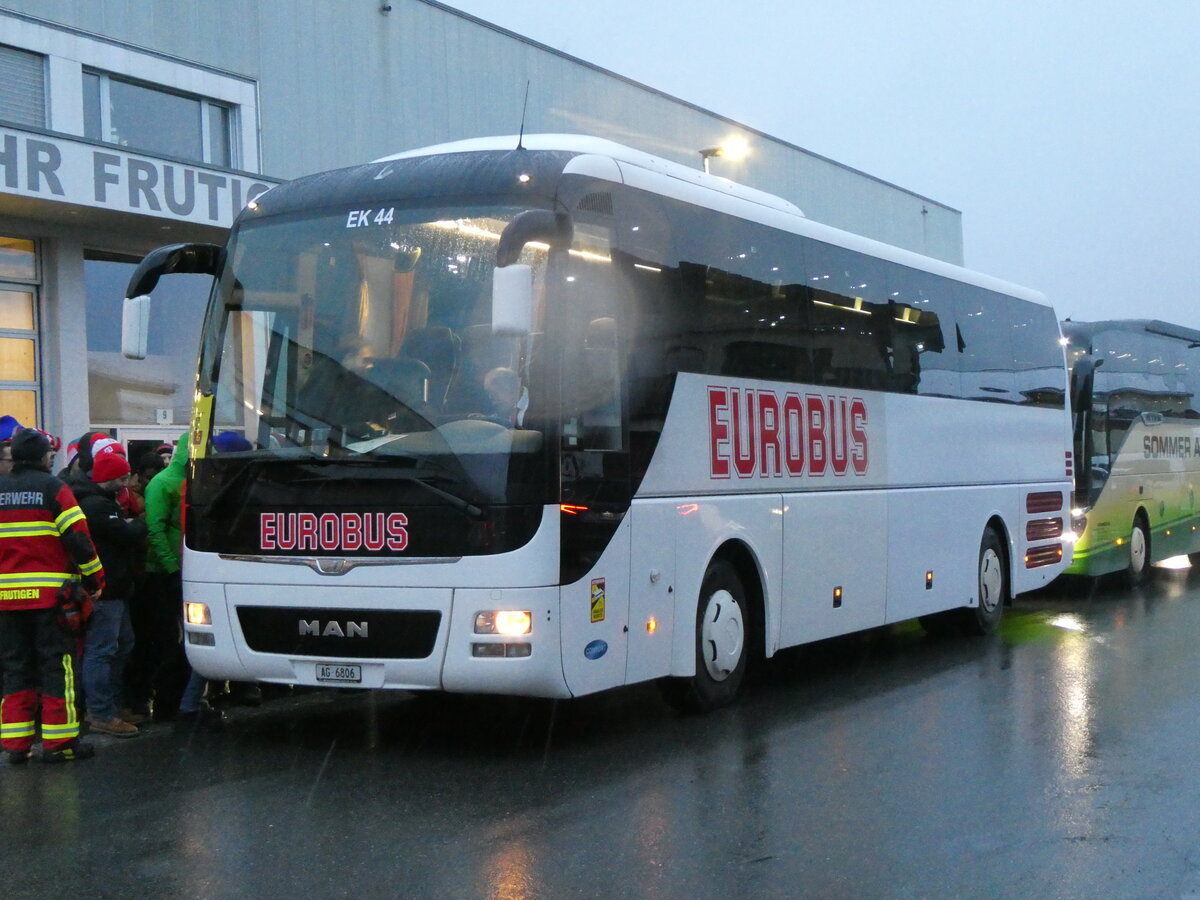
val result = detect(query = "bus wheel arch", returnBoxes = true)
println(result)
[660,541,764,713]
[1126,510,1151,586]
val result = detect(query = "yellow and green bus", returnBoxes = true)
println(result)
[1064,319,1200,582]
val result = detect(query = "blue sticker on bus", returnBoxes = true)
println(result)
[584,639,608,660]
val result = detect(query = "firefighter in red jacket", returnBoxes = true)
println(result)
[0,427,104,764]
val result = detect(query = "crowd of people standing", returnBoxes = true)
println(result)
[0,418,248,764]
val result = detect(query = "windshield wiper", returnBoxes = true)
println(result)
[397,472,485,518]
[297,461,486,519]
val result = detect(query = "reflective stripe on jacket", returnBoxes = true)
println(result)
[0,464,104,610]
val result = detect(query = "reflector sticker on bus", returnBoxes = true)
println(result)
[590,578,605,623]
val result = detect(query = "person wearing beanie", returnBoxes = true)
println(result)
[0,427,105,763]
[59,431,99,482]
[0,414,22,444]
[83,437,139,519]
[212,431,252,453]
[60,430,113,483]
[120,452,167,717]
[74,450,147,738]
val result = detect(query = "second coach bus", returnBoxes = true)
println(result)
[122,135,1073,710]
[1064,319,1200,582]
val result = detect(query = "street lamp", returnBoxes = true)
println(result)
[698,137,749,173]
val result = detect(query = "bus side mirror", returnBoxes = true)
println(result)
[120,242,223,359]
[122,295,151,359]
[492,264,533,336]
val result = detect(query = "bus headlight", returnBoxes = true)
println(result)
[1070,508,1088,536]
[185,602,212,625]
[474,610,532,636]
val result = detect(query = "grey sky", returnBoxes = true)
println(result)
[439,1,1199,325]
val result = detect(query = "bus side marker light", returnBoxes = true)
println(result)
[925,571,933,590]
[646,617,658,633]
[185,602,211,625]
[833,586,842,608]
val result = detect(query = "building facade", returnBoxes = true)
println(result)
[0,0,962,451]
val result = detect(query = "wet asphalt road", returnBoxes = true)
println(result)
[6,567,1200,899]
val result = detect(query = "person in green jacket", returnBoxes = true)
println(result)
[141,441,221,724]
[144,438,187,577]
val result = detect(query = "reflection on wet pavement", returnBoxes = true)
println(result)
[6,568,1200,897]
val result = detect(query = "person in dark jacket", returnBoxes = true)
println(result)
[76,451,147,738]
[0,428,104,763]
[121,451,166,716]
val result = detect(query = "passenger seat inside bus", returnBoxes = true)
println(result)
[445,323,519,416]
[401,326,460,411]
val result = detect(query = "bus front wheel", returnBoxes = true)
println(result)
[660,560,748,713]
[1126,516,1150,586]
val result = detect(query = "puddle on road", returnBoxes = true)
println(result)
[1000,611,1089,645]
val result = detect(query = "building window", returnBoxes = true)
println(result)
[83,70,233,167]
[84,253,210,429]
[0,236,40,427]
[0,236,37,282]
[0,44,46,128]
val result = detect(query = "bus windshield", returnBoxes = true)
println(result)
[197,204,553,511]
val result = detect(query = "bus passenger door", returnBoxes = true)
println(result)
[626,500,677,685]
[560,515,631,697]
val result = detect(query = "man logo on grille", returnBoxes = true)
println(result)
[298,619,369,638]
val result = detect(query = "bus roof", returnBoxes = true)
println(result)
[375,135,1049,308]
[250,133,1050,309]
[375,133,807,219]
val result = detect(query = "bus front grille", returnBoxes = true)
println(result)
[236,606,442,659]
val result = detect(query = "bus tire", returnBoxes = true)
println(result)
[962,526,1007,636]
[1126,515,1150,586]
[660,560,748,713]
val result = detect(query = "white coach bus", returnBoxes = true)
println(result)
[122,135,1073,711]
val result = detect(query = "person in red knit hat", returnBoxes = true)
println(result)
[74,451,147,738]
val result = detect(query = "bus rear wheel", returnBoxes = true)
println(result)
[963,526,1007,635]
[660,559,748,713]
[1126,516,1150,586]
